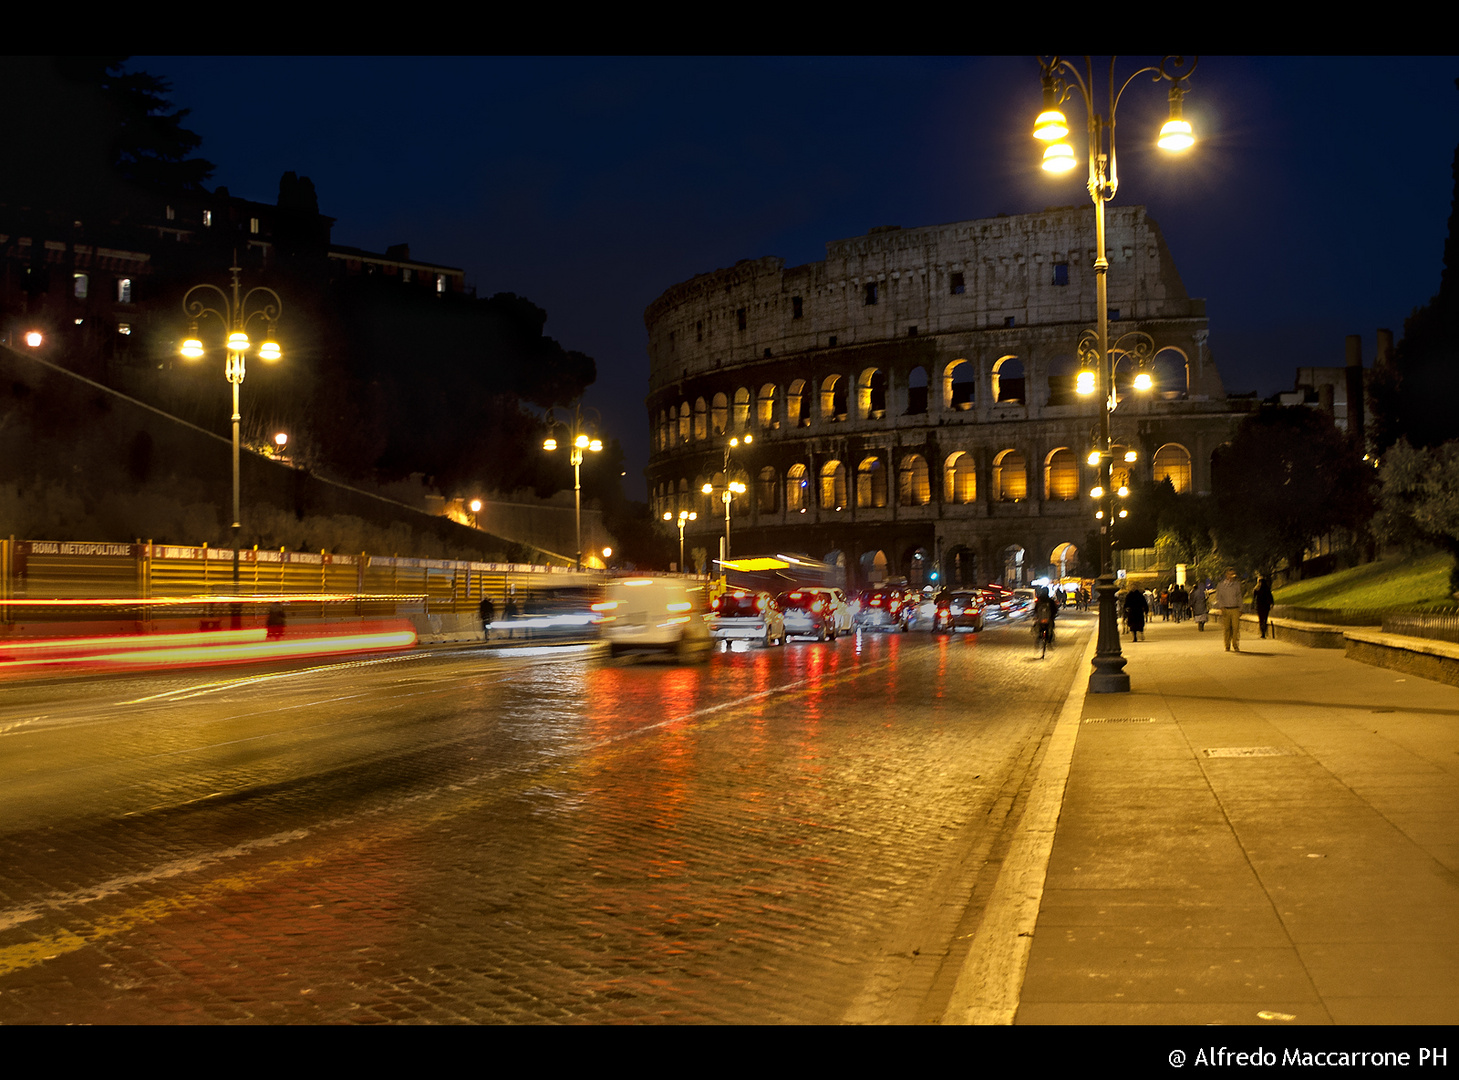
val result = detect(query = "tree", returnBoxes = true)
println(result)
[1210,406,1371,578]
[1372,439,1459,593]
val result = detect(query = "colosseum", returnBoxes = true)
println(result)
[643,205,1248,590]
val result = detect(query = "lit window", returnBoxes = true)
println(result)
[402,267,411,283]
[203,210,212,227]
[117,278,132,303]
[117,323,132,336]
[250,217,260,234]
[73,273,88,299]
[436,275,446,294]
[166,205,175,220]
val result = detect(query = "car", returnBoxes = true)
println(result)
[855,584,913,632]
[776,589,836,641]
[933,590,985,633]
[598,578,712,660]
[1011,587,1037,613]
[979,584,1016,618]
[708,589,785,646]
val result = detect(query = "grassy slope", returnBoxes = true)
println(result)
[1272,551,1454,611]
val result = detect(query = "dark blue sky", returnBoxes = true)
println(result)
[133,56,1459,501]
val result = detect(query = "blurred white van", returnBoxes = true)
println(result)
[598,578,712,661]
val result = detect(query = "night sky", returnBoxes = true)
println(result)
[132,56,1459,501]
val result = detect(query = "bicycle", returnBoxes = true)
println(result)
[1034,615,1053,658]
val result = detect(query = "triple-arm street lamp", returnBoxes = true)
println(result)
[542,404,602,572]
[1034,54,1196,693]
[180,264,283,600]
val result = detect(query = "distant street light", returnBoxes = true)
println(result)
[1034,54,1196,693]
[181,263,284,602]
[24,330,43,348]
[542,403,602,571]
[663,509,696,572]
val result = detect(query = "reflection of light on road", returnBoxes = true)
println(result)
[0,629,416,676]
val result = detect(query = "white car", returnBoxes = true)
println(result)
[598,578,712,661]
[798,587,853,635]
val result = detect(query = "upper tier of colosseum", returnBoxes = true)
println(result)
[644,205,1208,394]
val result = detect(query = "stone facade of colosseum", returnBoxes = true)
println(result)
[644,205,1250,588]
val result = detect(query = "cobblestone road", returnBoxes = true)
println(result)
[0,614,1091,1023]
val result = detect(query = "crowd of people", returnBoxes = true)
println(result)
[1109,570,1275,652]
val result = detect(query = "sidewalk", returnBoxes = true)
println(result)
[1015,612,1459,1025]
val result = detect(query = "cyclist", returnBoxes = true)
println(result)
[1032,586,1057,652]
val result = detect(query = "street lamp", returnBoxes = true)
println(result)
[180,263,284,602]
[469,498,483,530]
[542,404,602,571]
[1034,55,1196,693]
[663,509,696,572]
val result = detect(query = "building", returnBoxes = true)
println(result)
[643,206,1251,589]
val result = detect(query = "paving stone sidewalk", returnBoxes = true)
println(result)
[1016,615,1459,1025]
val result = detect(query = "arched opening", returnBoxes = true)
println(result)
[1002,544,1027,587]
[943,359,975,411]
[1153,348,1189,399]
[786,463,809,511]
[992,355,1025,404]
[905,545,932,589]
[1153,443,1192,493]
[821,374,847,422]
[944,451,977,504]
[678,401,691,444]
[695,473,712,517]
[788,379,810,428]
[824,549,848,588]
[711,392,728,435]
[757,465,779,512]
[860,549,889,584]
[820,460,848,509]
[678,477,689,514]
[856,455,887,509]
[1044,447,1079,501]
[758,383,778,429]
[694,397,708,441]
[947,545,978,589]
[1045,353,1079,406]
[993,448,1027,501]
[907,366,929,415]
[1050,541,1081,580]
[733,387,751,430]
[1110,444,1134,491]
[898,453,931,506]
[857,367,887,419]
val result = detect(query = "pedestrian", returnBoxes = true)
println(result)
[1190,579,1208,631]
[479,593,495,641]
[1216,567,1244,652]
[1160,586,1171,621]
[1123,586,1149,641]
[1254,574,1274,639]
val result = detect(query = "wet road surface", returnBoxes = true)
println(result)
[0,612,1092,1023]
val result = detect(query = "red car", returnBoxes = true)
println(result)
[855,584,913,632]
[934,590,986,633]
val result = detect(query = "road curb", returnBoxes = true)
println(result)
[941,625,1094,1025]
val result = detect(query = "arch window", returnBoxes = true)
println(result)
[1044,447,1079,501]
[786,463,810,511]
[1045,354,1079,406]
[944,451,977,504]
[1152,348,1189,399]
[1153,443,1192,493]
[906,365,929,415]
[1110,444,1133,491]
[734,387,751,430]
[758,383,779,429]
[820,460,848,509]
[757,466,779,512]
[993,449,1027,501]
[678,477,690,514]
[678,402,691,444]
[992,355,1025,404]
[788,379,810,428]
[856,455,887,509]
[693,397,708,441]
[943,359,975,411]
[857,367,887,420]
[898,453,931,506]
[711,392,728,435]
[820,374,847,422]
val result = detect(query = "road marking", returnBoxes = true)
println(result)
[941,628,1094,1025]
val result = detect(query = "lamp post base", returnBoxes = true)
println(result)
[1088,571,1130,694]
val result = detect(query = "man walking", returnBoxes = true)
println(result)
[1216,567,1244,652]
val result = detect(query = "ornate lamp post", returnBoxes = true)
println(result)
[1033,55,1196,693]
[543,404,602,572]
[180,264,283,600]
[663,509,697,573]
